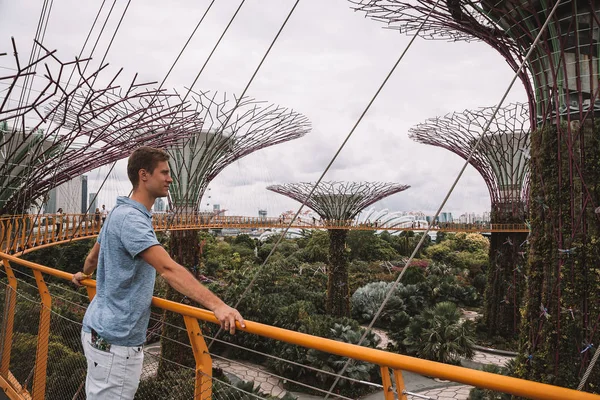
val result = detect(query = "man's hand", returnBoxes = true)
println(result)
[72,272,92,287]
[213,304,245,334]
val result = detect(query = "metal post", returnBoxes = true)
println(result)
[31,270,51,400]
[183,316,212,400]
[0,260,17,378]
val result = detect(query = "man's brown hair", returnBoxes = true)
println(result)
[127,147,170,188]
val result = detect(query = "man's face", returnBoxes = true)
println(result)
[144,161,172,198]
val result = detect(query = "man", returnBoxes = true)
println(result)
[100,204,109,224]
[72,147,245,399]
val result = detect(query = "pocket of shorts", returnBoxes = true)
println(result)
[129,346,144,360]
[87,345,114,383]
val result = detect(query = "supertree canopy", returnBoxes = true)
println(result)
[410,103,530,218]
[166,91,311,213]
[351,0,600,390]
[0,39,200,215]
[268,181,410,317]
[410,103,530,339]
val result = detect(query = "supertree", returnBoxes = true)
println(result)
[0,39,200,215]
[164,90,311,269]
[351,0,600,389]
[410,103,530,339]
[267,182,410,317]
[158,91,311,373]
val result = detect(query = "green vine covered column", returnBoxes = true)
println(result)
[484,210,528,339]
[515,122,600,390]
[327,229,350,317]
[158,228,200,376]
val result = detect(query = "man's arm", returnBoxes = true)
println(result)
[72,242,100,286]
[141,245,245,334]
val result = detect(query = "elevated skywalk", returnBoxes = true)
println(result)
[0,213,528,254]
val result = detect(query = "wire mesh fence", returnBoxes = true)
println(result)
[8,288,41,395]
[0,273,308,399]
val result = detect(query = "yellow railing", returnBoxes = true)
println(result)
[0,251,597,400]
[0,213,529,253]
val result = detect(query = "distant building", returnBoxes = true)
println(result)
[81,175,88,214]
[482,211,491,223]
[153,197,166,212]
[44,175,86,214]
[89,193,98,213]
[439,212,453,223]
[457,212,479,224]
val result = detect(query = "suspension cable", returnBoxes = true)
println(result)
[186,0,301,348]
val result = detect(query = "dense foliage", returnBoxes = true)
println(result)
[11,227,491,397]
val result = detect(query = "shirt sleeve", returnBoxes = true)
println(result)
[120,212,160,258]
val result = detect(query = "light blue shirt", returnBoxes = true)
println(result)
[82,196,159,346]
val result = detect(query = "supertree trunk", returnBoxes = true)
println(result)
[484,208,528,339]
[513,121,600,389]
[158,228,200,376]
[327,229,350,317]
[408,104,531,340]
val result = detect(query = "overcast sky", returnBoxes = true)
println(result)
[0,0,527,217]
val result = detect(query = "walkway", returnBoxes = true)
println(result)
[0,213,529,253]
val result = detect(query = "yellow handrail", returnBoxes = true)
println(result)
[0,250,597,400]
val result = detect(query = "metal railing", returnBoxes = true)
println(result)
[0,251,597,400]
[0,213,529,253]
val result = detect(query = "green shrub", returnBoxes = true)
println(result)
[268,315,380,398]
[402,301,475,365]
[350,281,411,330]
[10,332,86,400]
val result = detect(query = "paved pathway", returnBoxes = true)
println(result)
[213,358,287,398]
[415,385,473,399]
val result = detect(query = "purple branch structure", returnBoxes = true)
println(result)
[409,103,530,218]
[0,39,199,215]
[167,90,311,212]
[267,181,410,222]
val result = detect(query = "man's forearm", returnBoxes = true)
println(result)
[82,257,97,275]
[162,264,225,311]
[82,243,100,276]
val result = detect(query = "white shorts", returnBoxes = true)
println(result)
[81,330,144,399]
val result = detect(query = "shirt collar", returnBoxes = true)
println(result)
[116,196,153,218]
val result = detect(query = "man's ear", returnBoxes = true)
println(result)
[140,169,148,182]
